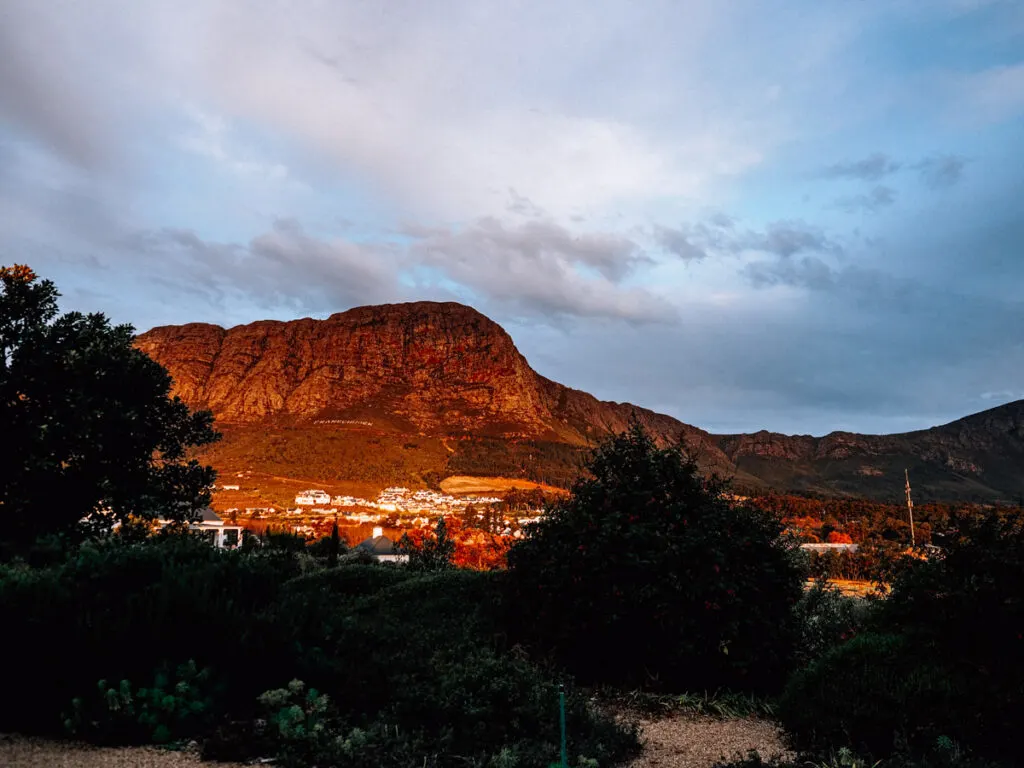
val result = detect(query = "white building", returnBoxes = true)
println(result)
[221,484,240,491]
[156,507,242,550]
[296,489,331,505]
[355,526,409,564]
[800,543,860,553]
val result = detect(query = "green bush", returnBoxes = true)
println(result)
[0,535,301,733]
[782,512,1024,763]
[507,422,804,692]
[4,537,638,767]
[793,580,868,666]
[779,633,960,757]
[64,660,219,746]
[281,562,414,600]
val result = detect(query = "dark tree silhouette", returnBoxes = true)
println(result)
[0,264,220,554]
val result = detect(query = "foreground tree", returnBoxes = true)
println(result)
[507,421,804,692]
[0,264,220,554]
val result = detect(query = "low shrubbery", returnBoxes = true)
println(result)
[1,533,639,767]
[779,511,1024,765]
[64,660,220,746]
[792,579,868,666]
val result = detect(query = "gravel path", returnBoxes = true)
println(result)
[627,715,794,768]
[3,717,791,768]
[0,734,249,768]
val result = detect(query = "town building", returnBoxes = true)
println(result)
[295,490,331,505]
[156,507,242,549]
[356,526,408,563]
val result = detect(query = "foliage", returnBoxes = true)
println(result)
[780,510,1024,764]
[256,679,341,767]
[0,534,302,733]
[604,688,776,719]
[64,660,219,746]
[507,421,804,692]
[4,535,637,767]
[793,579,868,665]
[780,632,963,758]
[400,515,511,571]
[398,516,457,571]
[0,264,220,555]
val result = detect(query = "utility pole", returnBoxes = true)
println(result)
[904,469,916,548]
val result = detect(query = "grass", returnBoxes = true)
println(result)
[599,687,777,720]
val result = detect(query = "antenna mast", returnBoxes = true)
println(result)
[904,468,916,547]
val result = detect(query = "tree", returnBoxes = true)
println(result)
[506,420,804,692]
[0,265,220,554]
[328,518,340,567]
[397,516,456,572]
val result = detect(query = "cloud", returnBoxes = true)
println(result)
[653,226,708,261]
[822,153,901,181]
[744,255,839,290]
[833,185,897,213]
[914,154,969,189]
[178,107,290,182]
[506,189,546,218]
[127,217,675,324]
[654,217,842,262]
[743,221,842,258]
[408,217,673,322]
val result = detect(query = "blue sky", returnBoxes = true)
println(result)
[1,0,1022,435]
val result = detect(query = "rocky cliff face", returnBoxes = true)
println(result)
[137,302,729,459]
[137,303,550,434]
[136,301,1024,501]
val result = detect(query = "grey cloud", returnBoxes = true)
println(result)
[822,153,901,181]
[744,255,838,290]
[654,226,707,261]
[655,216,841,261]
[506,189,546,218]
[743,221,842,258]
[833,185,897,213]
[408,217,673,323]
[914,154,969,188]
[0,4,118,170]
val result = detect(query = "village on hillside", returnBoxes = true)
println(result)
[214,480,546,543]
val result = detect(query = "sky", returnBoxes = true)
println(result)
[1,0,1023,436]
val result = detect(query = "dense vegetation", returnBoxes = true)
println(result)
[5,265,1023,768]
[0,265,220,557]
[507,424,804,693]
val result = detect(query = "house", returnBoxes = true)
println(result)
[296,489,331,505]
[800,543,859,553]
[221,484,240,491]
[156,507,242,549]
[355,526,409,563]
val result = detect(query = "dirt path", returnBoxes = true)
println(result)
[626,715,793,768]
[0,735,248,768]
[3,717,791,768]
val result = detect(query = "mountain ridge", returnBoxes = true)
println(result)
[135,301,1024,502]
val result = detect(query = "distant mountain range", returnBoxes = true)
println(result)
[135,301,1024,503]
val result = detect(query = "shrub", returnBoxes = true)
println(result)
[783,512,1024,762]
[793,580,867,665]
[0,535,301,733]
[507,422,804,692]
[779,633,960,757]
[64,660,219,746]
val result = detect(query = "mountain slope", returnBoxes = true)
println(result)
[135,301,1024,502]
